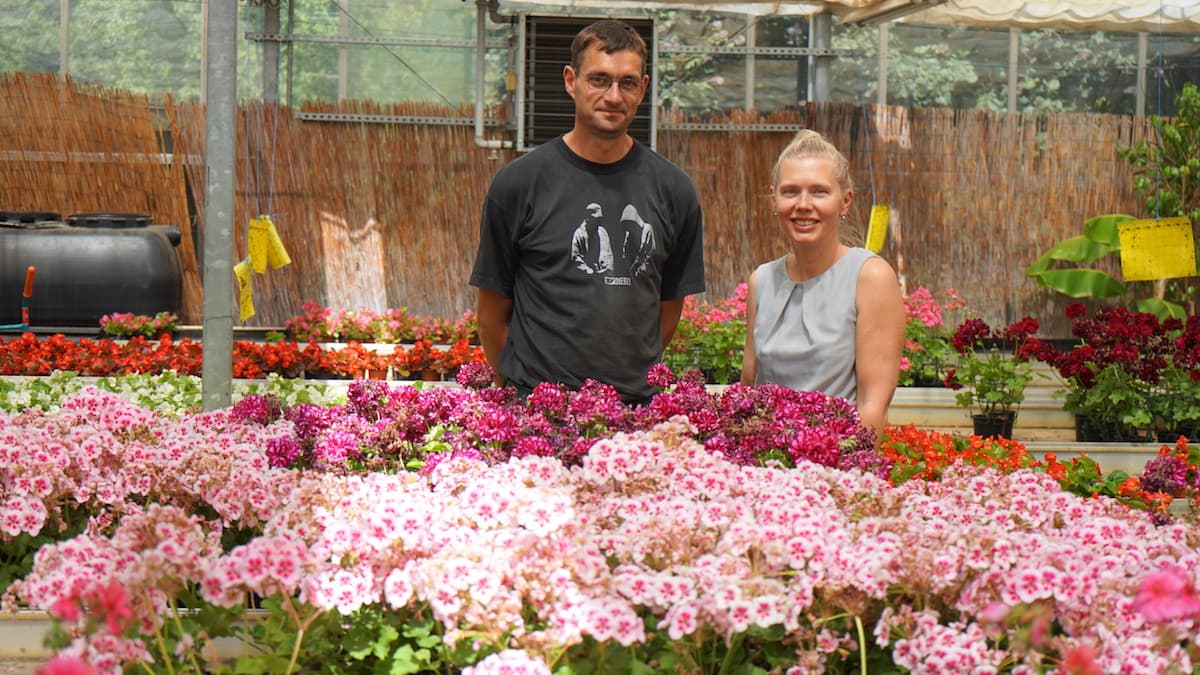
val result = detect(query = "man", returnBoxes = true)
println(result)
[469,18,705,405]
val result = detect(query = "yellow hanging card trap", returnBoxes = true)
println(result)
[248,215,292,273]
[866,204,889,254]
[233,260,255,322]
[1117,217,1197,282]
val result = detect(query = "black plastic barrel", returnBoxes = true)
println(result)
[0,212,183,327]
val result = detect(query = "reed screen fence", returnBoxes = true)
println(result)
[1,73,1155,335]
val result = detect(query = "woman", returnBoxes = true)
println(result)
[740,130,905,441]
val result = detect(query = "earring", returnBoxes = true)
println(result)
[772,211,779,216]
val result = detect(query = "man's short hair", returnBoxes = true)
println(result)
[570,19,647,74]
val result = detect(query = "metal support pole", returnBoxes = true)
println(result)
[810,12,832,102]
[286,0,295,107]
[877,23,888,106]
[202,0,237,410]
[338,0,349,101]
[201,1,209,104]
[59,0,69,74]
[264,2,280,103]
[1007,27,1019,114]
[1136,32,1148,117]
[744,15,756,111]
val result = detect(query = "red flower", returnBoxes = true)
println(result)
[942,368,961,390]
[1060,644,1102,675]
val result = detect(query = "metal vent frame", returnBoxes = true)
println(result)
[516,14,657,152]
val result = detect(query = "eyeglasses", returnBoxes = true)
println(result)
[584,73,643,93]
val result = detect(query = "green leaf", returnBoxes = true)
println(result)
[1038,234,1116,265]
[1135,297,1189,320]
[389,644,428,674]
[1025,251,1055,276]
[1082,213,1135,247]
[1032,269,1125,298]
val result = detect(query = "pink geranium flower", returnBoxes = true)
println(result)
[95,580,133,635]
[1132,564,1200,623]
[36,655,96,675]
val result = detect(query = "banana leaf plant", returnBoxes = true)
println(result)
[1025,213,1187,319]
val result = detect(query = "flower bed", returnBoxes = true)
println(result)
[1,370,1199,673]
[0,333,486,381]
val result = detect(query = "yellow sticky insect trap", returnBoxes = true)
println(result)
[234,260,255,322]
[249,215,292,273]
[866,204,889,254]
[1117,217,1197,282]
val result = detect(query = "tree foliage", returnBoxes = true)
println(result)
[1122,81,1200,224]
[0,2,1193,117]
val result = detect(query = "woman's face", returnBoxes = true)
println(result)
[771,155,852,246]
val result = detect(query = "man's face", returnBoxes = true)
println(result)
[564,45,647,140]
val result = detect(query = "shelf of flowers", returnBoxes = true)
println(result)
[0,331,487,382]
[892,363,1172,476]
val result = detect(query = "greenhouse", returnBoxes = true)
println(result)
[1,0,1200,672]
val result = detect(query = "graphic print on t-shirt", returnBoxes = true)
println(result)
[569,202,656,286]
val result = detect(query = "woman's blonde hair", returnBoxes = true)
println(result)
[770,129,854,193]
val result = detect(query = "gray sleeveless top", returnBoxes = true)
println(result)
[751,247,875,400]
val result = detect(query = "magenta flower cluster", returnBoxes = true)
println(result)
[228,366,885,479]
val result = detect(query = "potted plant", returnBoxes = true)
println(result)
[98,311,178,338]
[1039,303,1183,442]
[1147,313,1200,442]
[899,286,964,387]
[660,285,746,384]
[943,316,1040,438]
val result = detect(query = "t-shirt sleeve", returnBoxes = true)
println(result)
[469,188,518,298]
[660,178,705,300]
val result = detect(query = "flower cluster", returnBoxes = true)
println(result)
[899,286,965,387]
[0,370,342,415]
[7,400,1200,674]
[0,333,201,377]
[229,366,880,479]
[1139,436,1200,500]
[97,311,178,338]
[1036,304,1200,441]
[943,316,1042,418]
[881,423,1042,483]
[660,284,747,384]
[282,301,477,344]
[0,333,486,381]
[881,424,1188,517]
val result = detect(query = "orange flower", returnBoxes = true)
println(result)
[1117,476,1142,498]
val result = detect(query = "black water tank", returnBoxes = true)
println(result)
[0,212,183,327]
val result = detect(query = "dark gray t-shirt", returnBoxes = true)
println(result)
[470,136,705,402]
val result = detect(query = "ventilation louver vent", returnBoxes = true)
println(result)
[518,14,655,152]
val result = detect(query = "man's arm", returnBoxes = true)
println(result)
[659,297,686,349]
[476,287,513,386]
